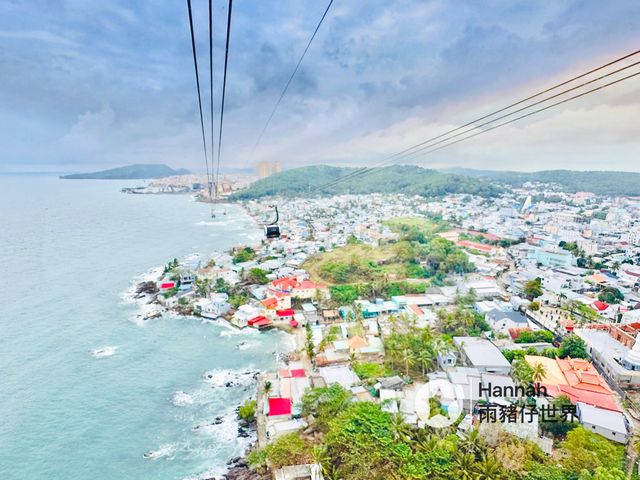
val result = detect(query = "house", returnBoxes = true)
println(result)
[577,402,631,444]
[528,246,573,268]
[268,397,292,417]
[524,355,619,411]
[485,308,530,335]
[576,325,640,389]
[178,271,195,291]
[318,365,359,389]
[453,337,512,374]
[232,304,264,328]
[293,279,330,300]
[276,308,295,322]
[247,315,273,330]
[194,293,231,319]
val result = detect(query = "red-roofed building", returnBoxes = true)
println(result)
[247,315,273,330]
[294,279,329,300]
[268,397,292,417]
[261,294,291,311]
[276,308,295,320]
[457,240,496,253]
[290,368,306,378]
[269,276,330,301]
[525,355,620,411]
[592,300,610,312]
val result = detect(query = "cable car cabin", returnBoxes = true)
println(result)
[265,225,280,239]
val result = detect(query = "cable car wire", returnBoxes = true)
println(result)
[214,0,233,202]
[208,0,215,200]
[245,0,335,167]
[307,49,640,194]
[186,0,211,192]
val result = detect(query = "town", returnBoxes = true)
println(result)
[139,182,640,480]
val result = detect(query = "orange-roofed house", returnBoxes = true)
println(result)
[261,294,291,311]
[457,240,496,253]
[347,336,369,353]
[269,276,330,300]
[525,355,619,411]
[293,279,330,300]
[270,276,298,295]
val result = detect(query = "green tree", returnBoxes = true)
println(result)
[559,427,625,474]
[238,399,256,422]
[301,384,352,432]
[245,267,269,284]
[523,278,543,300]
[232,246,256,264]
[558,335,589,359]
[598,287,624,304]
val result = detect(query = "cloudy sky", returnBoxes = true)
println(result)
[1,0,640,173]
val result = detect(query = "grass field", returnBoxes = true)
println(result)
[303,243,408,285]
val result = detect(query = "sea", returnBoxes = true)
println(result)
[0,174,293,480]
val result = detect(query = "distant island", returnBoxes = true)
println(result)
[229,165,501,200]
[60,164,191,180]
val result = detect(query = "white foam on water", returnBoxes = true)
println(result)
[172,391,195,407]
[219,327,259,338]
[143,443,179,460]
[120,265,164,304]
[201,368,259,389]
[90,346,118,358]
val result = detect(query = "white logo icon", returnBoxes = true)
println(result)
[414,379,464,429]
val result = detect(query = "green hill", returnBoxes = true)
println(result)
[230,165,501,199]
[444,168,640,196]
[60,164,190,180]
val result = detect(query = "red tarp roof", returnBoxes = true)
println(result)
[289,319,299,328]
[290,368,306,377]
[277,308,295,317]
[593,300,609,311]
[160,282,176,289]
[247,315,271,327]
[268,397,292,416]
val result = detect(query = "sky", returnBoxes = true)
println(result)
[1,0,640,174]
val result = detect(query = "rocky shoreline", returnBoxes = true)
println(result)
[217,455,269,480]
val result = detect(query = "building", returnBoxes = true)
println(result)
[524,355,619,411]
[453,337,512,374]
[576,325,640,389]
[576,402,631,444]
[528,246,573,268]
[256,160,281,178]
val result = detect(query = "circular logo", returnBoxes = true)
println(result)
[414,379,464,429]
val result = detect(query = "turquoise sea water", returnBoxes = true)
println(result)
[0,174,290,480]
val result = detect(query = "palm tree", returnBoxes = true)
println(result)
[415,349,435,377]
[531,362,547,390]
[384,336,401,371]
[263,380,272,397]
[400,347,415,377]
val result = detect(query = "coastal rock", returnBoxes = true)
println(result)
[136,281,158,296]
